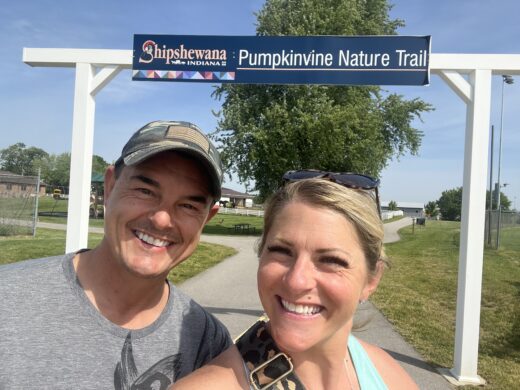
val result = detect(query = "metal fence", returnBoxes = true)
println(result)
[484,210,520,248]
[218,207,264,217]
[0,192,38,236]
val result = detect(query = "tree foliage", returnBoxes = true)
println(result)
[92,155,110,175]
[212,0,432,200]
[437,187,463,221]
[486,189,511,211]
[0,142,48,176]
[388,200,398,211]
[33,153,72,189]
[437,187,511,221]
[424,200,438,218]
[0,143,110,190]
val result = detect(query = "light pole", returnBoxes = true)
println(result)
[487,125,494,245]
[496,75,514,249]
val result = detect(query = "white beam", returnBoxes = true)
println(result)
[90,65,124,96]
[438,70,471,104]
[23,48,132,68]
[430,53,520,75]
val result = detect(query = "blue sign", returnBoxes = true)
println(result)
[133,35,430,86]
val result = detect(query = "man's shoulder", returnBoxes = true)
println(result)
[169,283,206,315]
[169,283,228,330]
[0,254,69,286]
[0,254,65,271]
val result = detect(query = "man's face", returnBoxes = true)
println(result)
[102,152,217,280]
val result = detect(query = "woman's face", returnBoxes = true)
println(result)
[257,201,380,355]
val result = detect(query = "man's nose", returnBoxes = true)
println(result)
[149,207,174,229]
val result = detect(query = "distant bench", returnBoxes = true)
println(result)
[230,223,256,234]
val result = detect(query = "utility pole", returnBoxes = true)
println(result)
[496,75,514,249]
[487,125,494,246]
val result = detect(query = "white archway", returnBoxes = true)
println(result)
[23,47,520,385]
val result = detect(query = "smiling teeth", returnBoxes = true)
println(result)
[281,298,321,315]
[135,231,171,247]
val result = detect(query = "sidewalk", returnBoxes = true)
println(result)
[180,217,454,389]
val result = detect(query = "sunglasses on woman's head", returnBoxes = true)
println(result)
[282,169,382,217]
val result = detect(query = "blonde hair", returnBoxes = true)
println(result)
[258,178,388,273]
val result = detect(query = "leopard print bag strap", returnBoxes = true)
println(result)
[235,317,306,390]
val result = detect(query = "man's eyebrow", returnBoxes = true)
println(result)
[188,195,211,205]
[129,174,160,188]
[130,174,211,205]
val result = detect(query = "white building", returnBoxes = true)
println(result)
[381,201,424,218]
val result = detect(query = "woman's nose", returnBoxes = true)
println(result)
[283,257,316,292]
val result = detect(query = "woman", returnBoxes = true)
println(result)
[173,170,418,389]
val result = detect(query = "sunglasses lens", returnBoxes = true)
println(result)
[283,170,324,181]
[335,174,379,189]
[282,170,381,218]
[283,170,379,189]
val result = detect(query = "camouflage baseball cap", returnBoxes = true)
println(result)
[117,121,223,199]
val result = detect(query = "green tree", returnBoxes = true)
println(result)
[437,187,463,221]
[388,200,398,211]
[437,187,511,221]
[486,189,511,211]
[92,155,109,176]
[34,153,71,190]
[424,200,438,218]
[212,0,432,200]
[0,142,48,176]
[33,153,109,192]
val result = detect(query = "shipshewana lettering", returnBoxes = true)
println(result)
[142,42,227,65]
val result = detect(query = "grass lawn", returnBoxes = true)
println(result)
[38,196,69,213]
[372,221,520,389]
[36,196,106,227]
[0,228,236,285]
[203,213,263,235]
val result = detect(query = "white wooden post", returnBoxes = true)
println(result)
[23,48,128,252]
[67,63,96,252]
[452,68,492,383]
[434,69,491,384]
[66,63,124,252]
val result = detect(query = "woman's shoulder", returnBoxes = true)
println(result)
[170,345,249,390]
[357,339,419,390]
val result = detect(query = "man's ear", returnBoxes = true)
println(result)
[104,165,117,206]
[205,203,220,223]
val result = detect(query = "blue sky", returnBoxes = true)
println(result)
[1,0,519,208]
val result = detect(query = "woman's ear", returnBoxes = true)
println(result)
[361,260,385,302]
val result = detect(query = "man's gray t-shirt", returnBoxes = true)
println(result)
[0,253,232,389]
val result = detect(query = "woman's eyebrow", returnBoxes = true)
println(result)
[316,248,352,256]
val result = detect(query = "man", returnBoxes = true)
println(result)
[0,121,232,389]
